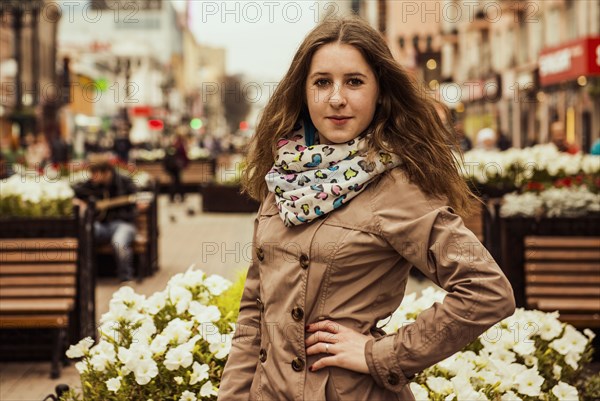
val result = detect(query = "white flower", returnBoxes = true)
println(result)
[199,380,218,397]
[144,291,167,314]
[514,367,544,397]
[450,376,487,400]
[179,390,197,401]
[583,328,596,340]
[189,362,210,385]
[106,377,121,393]
[134,359,159,385]
[150,334,170,355]
[551,382,579,400]
[65,337,94,358]
[174,376,184,385]
[189,302,221,323]
[162,318,193,345]
[553,364,563,380]
[209,333,232,359]
[426,376,453,395]
[500,391,522,401]
[413,380,436,399]
[74,361,88,374]
[169,286,193,314]
[204,274,231,296]
[164,340,196,370]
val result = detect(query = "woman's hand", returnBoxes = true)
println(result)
[305,320,371,374]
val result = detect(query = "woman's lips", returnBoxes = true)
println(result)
[327,117,352,126]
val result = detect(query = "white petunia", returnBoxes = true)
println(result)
[189,362,210,385]
[66,337,95,358]
[105,377,121,393]
[551,382,579,400]
[409,382,431,401]
[199,380,218,397]
[134,359,159,385]
[514,367,544,397]
[179,390,197,401]
[500,391,522,401]
[204,274,231,296]
[174,376,184,385]
[209,333,232,359]
[426,376,453,395]
[189,302,221,323]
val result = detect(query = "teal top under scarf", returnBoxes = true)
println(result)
[265,121,402,227]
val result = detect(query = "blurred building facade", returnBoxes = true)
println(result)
[329,0,600,151]
[0,0,65,150]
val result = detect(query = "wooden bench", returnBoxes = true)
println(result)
[0,238,79,378]
[524,236,600,328]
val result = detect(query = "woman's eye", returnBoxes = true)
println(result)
[315,79,329,87]
[348,78,364,86]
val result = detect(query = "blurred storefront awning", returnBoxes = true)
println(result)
[539,36,600,87]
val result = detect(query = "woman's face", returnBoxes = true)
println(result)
[305,43,379,145]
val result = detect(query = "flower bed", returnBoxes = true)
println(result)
[0,174,74,217]
[62,269,599,401]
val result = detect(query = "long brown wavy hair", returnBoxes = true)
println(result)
[241,14,478,217]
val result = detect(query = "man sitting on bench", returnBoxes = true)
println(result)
[73,160,142,282]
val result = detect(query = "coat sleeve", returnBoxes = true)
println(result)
[363,175,516,392]
[217,208,262,400]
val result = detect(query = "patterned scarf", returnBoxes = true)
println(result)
[265,121,402,227]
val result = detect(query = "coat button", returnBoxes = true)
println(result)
[299,253,309,269]
[291,307,304,321]
[256,247,264,262]
[291,357,305,372]
[259,348,267,363]
[256,297,264,312]
[387,372,400,385]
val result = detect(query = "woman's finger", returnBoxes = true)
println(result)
[305,341,335,356]
[306,320,343,334]
[309,355,336,372]
[305,330,337,347]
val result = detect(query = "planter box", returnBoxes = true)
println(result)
[200,183,260,213]
[499,215,600,308]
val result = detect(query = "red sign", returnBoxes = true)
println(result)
[539,36,600,86]
[130,106,153,117]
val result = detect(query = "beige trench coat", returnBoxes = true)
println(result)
[217,167,516,401]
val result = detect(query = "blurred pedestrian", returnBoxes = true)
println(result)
[496,131,512,151]
[218,15,515,401]
[550,121,579,154]
[163,133,189,203]
[72,158,140,283]
[475,127,497,151]
[454,121,472,152]
[113,128,133,163]
[25,133,50,170]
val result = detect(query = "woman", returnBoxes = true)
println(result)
[218,15,515,401]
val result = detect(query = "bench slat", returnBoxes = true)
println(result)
[526,275,600,284]
[0,251,78,263]
[525,263,600,273]
[0,239,78,250]
[0,298,74,313]
[525,250,600,261]
[0,287,76,298]
[525,237,600,247]
[0,314,69,328]
[0,263,76,275]
[526,286,600,297]
[0,276,76,286]
[532,298,600,312]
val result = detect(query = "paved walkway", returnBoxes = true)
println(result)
[0,194,432,400]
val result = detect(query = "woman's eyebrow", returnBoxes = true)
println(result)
[309,72,368,79]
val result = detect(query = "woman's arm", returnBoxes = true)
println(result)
[217,214,262,400]
[364,179,516,392]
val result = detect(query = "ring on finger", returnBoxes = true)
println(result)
[325,343,330,354]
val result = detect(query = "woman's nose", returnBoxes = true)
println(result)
[327,83,347,106]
